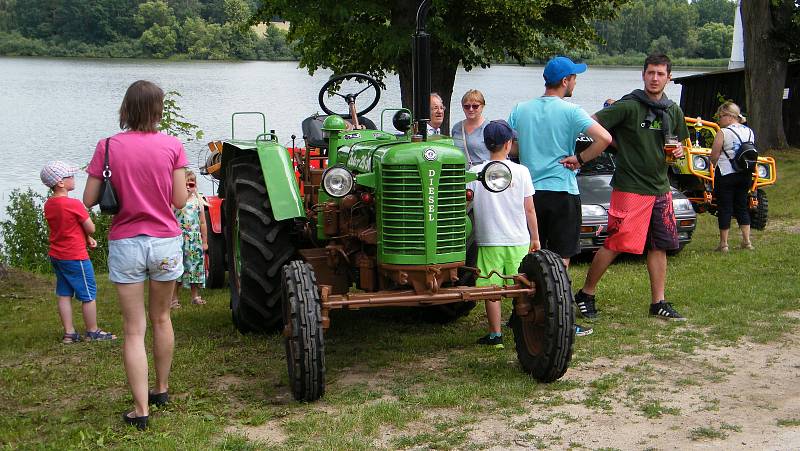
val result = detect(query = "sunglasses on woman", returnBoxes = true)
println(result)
[462,104,482,110]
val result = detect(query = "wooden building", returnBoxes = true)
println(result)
[672,61,800,146]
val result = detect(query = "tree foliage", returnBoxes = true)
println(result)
[252,0,623,130]
[595,0,735,59]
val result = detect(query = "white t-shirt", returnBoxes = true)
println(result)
[467,160,535,246]
[718,123,755,176]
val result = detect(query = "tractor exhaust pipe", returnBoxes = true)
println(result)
[412,0,432,141]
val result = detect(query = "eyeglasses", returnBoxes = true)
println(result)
[432,106,446,111]
[462,104,483,110]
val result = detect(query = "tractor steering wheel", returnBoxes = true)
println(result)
[318,73,381,120]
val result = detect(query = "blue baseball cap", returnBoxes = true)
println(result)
[483,119,517,150]
[543,56,587,85]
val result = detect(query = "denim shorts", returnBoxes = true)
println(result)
[108,235,183,283]
[50,257,97,302]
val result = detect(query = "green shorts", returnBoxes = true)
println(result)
[475,245,530,287]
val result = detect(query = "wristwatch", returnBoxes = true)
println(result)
[576,153,585,165]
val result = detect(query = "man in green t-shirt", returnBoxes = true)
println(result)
[574,53,690,321]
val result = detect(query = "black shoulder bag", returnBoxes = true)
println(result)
[98,138,120,215]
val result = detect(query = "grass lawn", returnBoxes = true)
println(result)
[1,149,799,450]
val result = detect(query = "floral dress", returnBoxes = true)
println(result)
[175,194,205,288]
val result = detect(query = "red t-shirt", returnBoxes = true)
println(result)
[44,196,90,260]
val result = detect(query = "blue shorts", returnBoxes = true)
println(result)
[50,257,97,302]
[108,235,183,284]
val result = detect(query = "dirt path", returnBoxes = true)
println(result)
[468,325,800,449]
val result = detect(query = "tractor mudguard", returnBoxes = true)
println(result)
[205,195,224,234]
[256,138,305,220]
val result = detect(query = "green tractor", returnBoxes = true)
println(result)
[205,0,574,401]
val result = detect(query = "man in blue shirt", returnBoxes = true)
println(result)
[509,56,611,268]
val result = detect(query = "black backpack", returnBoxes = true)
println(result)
[724,127,758,173]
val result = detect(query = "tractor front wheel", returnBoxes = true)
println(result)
[749,188,768,230]
[510,250,574,382]
[282,260,325,402]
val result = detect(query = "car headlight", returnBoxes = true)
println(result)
[321,166,354,198]
[581,204,606,216]
[672,198,693,213]
[756,164,769,179]
[479,161,512,193]
[692,155,708,171]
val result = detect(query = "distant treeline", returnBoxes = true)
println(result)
[0,0,734,64]
[0,0,296,60]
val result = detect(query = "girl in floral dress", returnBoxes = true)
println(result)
[172,170,208,308]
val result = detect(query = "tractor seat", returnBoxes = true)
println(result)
[302,114,377,148]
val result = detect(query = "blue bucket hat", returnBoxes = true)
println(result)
[483,119,517,151]
[543,56,588,85]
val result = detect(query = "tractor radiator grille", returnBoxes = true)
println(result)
[381,164,466,256]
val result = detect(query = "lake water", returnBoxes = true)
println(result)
[0,57,705,216]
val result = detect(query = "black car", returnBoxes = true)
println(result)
[576,142,697,255]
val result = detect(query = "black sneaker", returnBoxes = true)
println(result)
[476,334,504,349]
[574,290,598,319]
[649,301,687,321]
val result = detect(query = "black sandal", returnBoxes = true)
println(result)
[122,411,148,430]
[148,391,169,407]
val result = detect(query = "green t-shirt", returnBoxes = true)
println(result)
[595,99,689,195]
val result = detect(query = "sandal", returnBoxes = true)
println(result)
[62,332,81,344]
[741,242,754,250]
[714,244,729,253]
[170,299,181,309]
[148,391,169,407]
[191,296,206,305]
[85,329,117,341]
[122,411,148,430]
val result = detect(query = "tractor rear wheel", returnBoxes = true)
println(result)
[510,250,574,382]
[749,188,768,230]
[225,154,296,333]
[282,260,325,401]
[204,207,226,289]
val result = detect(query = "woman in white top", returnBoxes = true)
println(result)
[451,89,490,166]
[710,101,754,252]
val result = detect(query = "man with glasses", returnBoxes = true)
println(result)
[428,93,445,135]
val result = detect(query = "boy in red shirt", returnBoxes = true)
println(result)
[41,161,116,343]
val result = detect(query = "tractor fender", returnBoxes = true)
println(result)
[205,195,224,234]
[256,139,305,220]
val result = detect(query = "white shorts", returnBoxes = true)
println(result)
[108,235,183,283]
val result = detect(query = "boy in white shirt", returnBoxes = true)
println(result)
[468,120,540,348]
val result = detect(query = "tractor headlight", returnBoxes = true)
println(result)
[321,166,354,198]
[581,204,606,217]
[756,163,769,179]
[479,161,512,193]
[672,198,693,213]
[692,155,709,171]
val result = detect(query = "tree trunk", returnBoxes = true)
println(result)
[742,0,788,149]
[397,48,458,135]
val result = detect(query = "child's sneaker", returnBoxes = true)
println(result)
[574,290,598,319]
[649,301,687,321]
[476,334,504,349]
[85,329,117,341]
[575,324,593,337]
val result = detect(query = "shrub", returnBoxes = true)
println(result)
[0,189,50,273]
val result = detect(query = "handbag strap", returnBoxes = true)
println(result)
[103,138,112,179]
[459,121,474,166]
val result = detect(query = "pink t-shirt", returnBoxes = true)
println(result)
[87,131,188,240]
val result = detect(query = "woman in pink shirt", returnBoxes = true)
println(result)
[84,80,188,430]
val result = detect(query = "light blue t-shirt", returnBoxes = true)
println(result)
[508,96,595,195]
[451,120,490,166]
